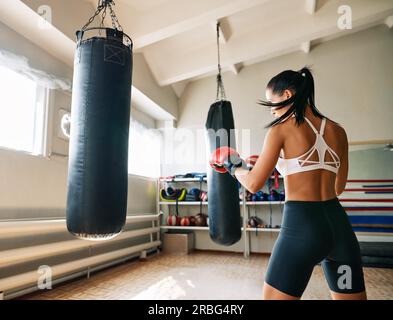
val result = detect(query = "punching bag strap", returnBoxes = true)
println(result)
[76,30,84,46]
[215,22,226,101]
[106,28,123,42]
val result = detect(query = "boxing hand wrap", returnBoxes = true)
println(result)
[209,147,247,176]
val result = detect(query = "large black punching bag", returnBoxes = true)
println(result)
[66,5,133,240]
[205,100,242,246]
[205,22,241,246]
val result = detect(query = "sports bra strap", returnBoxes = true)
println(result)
[304,117,318,134]
[319,118,326,135]
[304,117,326,136]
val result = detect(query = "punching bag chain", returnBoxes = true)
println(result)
[216,22,226,101]
[81,3,105,31]
[81,0,123,32]
[98,7,107,35]
[108,3,123,32]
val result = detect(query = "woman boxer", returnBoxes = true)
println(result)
[210,67,367,300]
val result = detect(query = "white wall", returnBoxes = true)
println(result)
[349,147,393,179]
[162,25,393,177]
[0,20,73,83]
[132,106,156,129]
[133,53,179,119]
[0,147,157,219]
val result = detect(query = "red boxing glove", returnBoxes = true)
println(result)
[209,147,246,175]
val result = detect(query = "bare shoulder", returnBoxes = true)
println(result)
[273,115,295,131]
[268,119,287,138]
[266,117,298,144]
[326,118,348,143]
[264,122,286,147]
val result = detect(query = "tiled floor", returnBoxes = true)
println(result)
[23,251,393,300]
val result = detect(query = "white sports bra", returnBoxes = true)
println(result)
[275,116,341,177]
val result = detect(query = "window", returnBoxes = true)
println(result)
[128,119,161,178]
[0,65,47,155]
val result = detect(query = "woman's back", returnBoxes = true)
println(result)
[277,112,348,201]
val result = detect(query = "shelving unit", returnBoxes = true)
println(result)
[157,174,285,258]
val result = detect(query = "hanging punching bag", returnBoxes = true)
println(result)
[66,1,133,240]
[204,22,241,246]
[206,99,242,245]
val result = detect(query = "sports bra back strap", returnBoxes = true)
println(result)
[320,118,326,136]
[304,117,318,134]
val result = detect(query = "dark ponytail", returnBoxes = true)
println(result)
[259,67,333,128]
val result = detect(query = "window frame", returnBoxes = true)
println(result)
[0,66,50,157]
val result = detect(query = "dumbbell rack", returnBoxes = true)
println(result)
[157,174,285,258]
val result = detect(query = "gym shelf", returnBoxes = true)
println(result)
[159,201,208,205]
[246,201,284,205]
[159,177,207,182]
[246,227,280,233]
[159,176,282,182]
[161,226,209,231]
[159,201,284,206]
[161,226,245,231]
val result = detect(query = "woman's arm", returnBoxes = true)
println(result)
[234,126,284,193]
[335,127,349,196]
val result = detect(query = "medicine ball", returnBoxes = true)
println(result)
[167,214,180,226]
[189,216,196,226]
[195,213,207,226]
[180,216,190,226]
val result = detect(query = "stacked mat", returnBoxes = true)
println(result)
[359,242,393,268]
